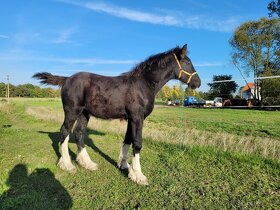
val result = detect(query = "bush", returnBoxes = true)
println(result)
[0,83,60,98]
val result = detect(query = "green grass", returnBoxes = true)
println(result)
[147,107,280,138]
[0,99,279,209]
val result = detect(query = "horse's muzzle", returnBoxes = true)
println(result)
[188,75,201,89]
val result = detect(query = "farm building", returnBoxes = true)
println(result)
[241,83,258,100]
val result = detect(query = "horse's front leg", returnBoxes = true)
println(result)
[128,117,148,185]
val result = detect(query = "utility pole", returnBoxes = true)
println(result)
[7,75,9,104]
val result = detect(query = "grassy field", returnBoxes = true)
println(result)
[0,98,279,209]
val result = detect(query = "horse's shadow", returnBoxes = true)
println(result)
[38,128,128,176]
[0,164,72,209]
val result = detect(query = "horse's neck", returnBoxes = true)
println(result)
[144,65,175,95]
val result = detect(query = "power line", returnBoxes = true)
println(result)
[210,75,280,83]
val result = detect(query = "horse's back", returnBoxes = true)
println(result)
[61,72,130,119]
[61,72,92,107]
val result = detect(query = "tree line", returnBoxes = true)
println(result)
[0,83,60,98]
[156,74,238,102]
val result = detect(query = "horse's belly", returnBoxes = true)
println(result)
[87,102,127,120]
[85,84,128,119]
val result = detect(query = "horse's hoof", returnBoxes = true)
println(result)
[76,149,98,171]
[86,162,98,171]
[128,167,149,185]
[76,158,98,171]
[57,158,76,173]
[118,160,130,170]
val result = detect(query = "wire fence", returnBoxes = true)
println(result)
[209,75,280,84]
[179,74,280,110]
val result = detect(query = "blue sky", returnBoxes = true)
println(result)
[0,0,271,91]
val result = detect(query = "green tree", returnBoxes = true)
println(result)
[268,0,280,18]
[230,17,280,103]
[0,82,6,97]
[197,91,212,100]
[0,82,60,98]
[184,87,195,97]
[171,85,185,101]
[157,84,187,102]
[207,75,238,99]
[261,64,280,105]
[156,85,172,101]
[268,1,280,71]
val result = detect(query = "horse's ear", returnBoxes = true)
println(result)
[178,44,187,59]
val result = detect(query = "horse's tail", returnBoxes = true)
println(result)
[32,72,68,87]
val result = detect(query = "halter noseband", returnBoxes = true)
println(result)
[173,53,197,84]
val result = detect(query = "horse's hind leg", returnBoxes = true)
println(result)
[128,116,148,185]
[58,111,79,172]
[118,119,132,170]
[74,110,98,171]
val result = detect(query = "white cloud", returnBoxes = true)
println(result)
[54,68,124,76]
[0,53,136,65]
[59,0,240,32]
[194,62,227,67]
[14,32,41,44]
[0,53,226,67]
[44,57,136,65]
[0,48,226,68]
[0,34,10,39]
[11,29,75,45]
[52,27,76,44]
[59,0,180,26]
[84,2,180,26]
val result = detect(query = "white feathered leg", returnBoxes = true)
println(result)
[76,147,98,171]
[118,144,130,169]
[129,153,148,185]
[57,135,76,172]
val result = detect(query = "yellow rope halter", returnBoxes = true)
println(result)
[173,53,197,84]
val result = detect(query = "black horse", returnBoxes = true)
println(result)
[33,44,201,185]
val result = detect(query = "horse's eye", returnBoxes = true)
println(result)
[183,59,191,65]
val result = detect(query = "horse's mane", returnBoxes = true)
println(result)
[122,46,181,77]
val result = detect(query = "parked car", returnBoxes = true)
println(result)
[167,99,181,106]
[213,97,223,107]
[184,96,205,107]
